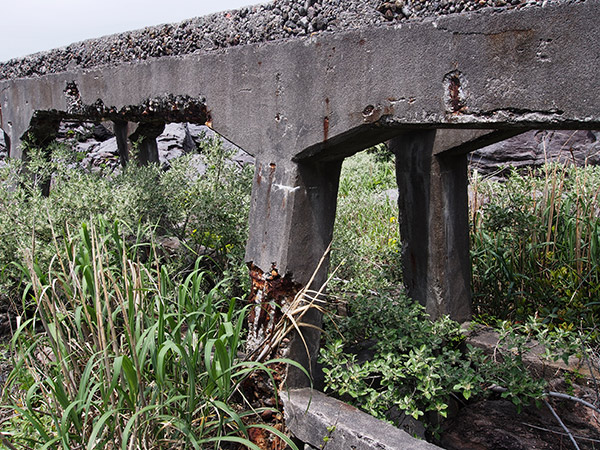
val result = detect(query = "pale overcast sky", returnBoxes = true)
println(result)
[0,0,258,62]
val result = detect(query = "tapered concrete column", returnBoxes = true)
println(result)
[391,130,472,322]
[245,157,342,387]
[2,130,10,157]
[130,122,165,165]
[113,120,134,167]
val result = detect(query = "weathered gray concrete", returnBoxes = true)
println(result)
[0,0,599,386]
[245,158,342,386]
[391,129,523,321]
[284,388,442,449]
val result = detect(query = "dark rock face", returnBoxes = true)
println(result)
[469,130,600,177]
[0,0,586,79]
[54,121,254,173]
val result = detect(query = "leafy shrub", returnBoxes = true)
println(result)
[319,289,580,435]
[0,136,253,307]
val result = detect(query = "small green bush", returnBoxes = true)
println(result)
[0,136,253,306]
[320,288,580,435]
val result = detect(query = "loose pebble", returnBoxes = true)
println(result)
[0,0,582,80]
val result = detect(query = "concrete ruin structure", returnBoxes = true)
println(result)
[1,0,599,428]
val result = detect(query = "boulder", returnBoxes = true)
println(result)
[78,138,120,172]
[187,124,255,167]
[469,130,600,177]
[157,123,197,167]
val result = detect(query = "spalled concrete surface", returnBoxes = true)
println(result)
[284,388,442,449]
[245,158,341,386]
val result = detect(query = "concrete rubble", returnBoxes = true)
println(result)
[284,388,442,449]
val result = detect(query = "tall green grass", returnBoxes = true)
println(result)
[0,137,253,316]
[471,164,600,330]
[3,218,297,449]
[331,149,402,294]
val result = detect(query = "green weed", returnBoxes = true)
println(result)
[471,164,600,331]
[2,218,297,449]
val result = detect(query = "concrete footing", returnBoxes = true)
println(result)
[283,388,442,450]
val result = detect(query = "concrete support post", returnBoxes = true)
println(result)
[113,120,134,167]
[24,117,62,151]
[22,117,62,196]
[2,130,10,158]
[245,157,342,387]
[390,130,471,322]
[130,122,165,165]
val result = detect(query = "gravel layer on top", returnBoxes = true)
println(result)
[0,0,584,81]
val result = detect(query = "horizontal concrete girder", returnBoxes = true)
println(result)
[1,1,599,159]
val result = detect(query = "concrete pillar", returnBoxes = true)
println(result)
[20,116,62,196]
[24,116,61,150]
[113,120,134,167]
[2,130,9,157]
[245,157,342,387]
[390,130,472,322]
[130,122,165,165]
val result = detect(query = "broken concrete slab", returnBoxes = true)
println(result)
[283,388,442,450]
[464,324,597,382]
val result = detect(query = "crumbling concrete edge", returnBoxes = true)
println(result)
[283,388,442,450]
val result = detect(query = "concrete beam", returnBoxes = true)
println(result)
[431,129,528,156]
[283,388,442,450]
[245,158,341,387]
[1,1,598,162]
